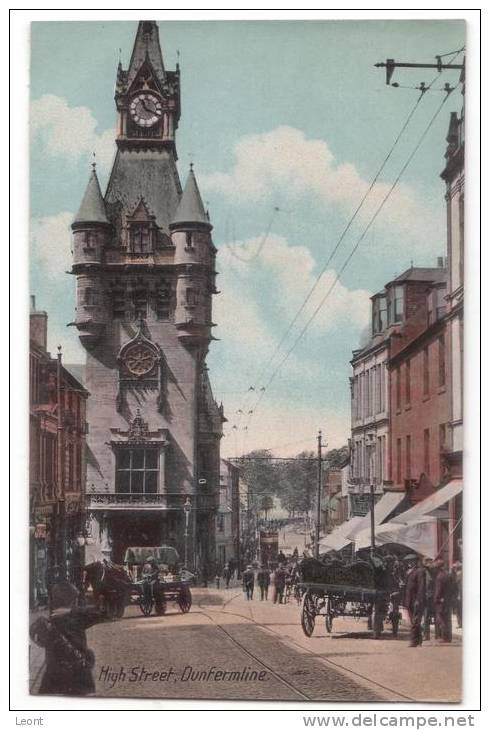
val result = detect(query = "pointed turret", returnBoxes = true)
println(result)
[126,21,166,90]
[170,166,211,230]
[73,165,109,225]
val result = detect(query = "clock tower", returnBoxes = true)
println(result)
[71,21,223,572]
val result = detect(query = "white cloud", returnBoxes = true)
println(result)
[202,126,440,247]
[31,94,115,172]
[31,211,73,275]
[216,233,371,345]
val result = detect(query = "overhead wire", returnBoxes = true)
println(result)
[236,49,464,438]
[245,83,458,428]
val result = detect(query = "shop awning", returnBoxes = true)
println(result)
[318,516,364,552]
[355,516,438,558]
[390,479,463,524]
[346,491,406,541]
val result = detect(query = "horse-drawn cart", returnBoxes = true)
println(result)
[298,557,400,639]
[83,546,193,619]
[124,546,193,617]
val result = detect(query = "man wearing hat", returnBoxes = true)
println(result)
[433,558,453,643]
[30,580,105,695]
[422,558,436,641]
[141,555,160,606]
[242,565,255,600]
[404,555,426,647]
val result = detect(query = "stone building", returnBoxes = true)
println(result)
[29,298,88,606]
[216,459,241,570]
[71,21,224,571]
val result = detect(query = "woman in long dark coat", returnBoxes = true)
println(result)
[30,581,105,696]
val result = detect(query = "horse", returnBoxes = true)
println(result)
[83,561,133,619]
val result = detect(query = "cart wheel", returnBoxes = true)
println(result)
[179,588,192,613]
[301,592,316,637]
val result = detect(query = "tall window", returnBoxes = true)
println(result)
[372,295,387,333]
[405,359,411,405]
[133,289,147,319]
[438,334,446,387]
[423,346,429,396]
[459,194,464,286]
[185,231,194,249]
[380,364,385,412]
[393,285,404,323]
[439,424,446,480]
[396,366,401,411]
[406,435,411,480]
[115,448,159,494]
[156,281,172,320]
[375,364,381,413]
[396,438,402,484]
[424,429,430,476]
[185,287,198,307]
[129,224,151,253]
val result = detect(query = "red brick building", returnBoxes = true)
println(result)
[387,270,453,558]
[29,298,89,606]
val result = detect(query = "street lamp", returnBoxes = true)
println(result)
[183,497,192,569]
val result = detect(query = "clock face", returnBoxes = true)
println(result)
[124,344,157,376]
[130,93,163,128]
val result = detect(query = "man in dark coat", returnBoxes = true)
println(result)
[222,564,231,589]
[30,581,105,696]
[404,556,426,647]
[257,565,270,600]
[422,558,436,641]
[433,559,453,642]
[242,565,255,600]
[272,566,286,604]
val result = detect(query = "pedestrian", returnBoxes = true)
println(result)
[272,566,286,604]
[451,561,462,629]
[433,559,453,643]
[29,581,105,696]
[257,565,270,600]
[422,558,436,641]
[223,564,231,589]
[242,565,255,600]
[215,571,221,589]
[404,555,426,647]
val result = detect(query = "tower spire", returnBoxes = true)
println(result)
[170,166,211,229]
[126,20,166,90]
[73,164,109,225]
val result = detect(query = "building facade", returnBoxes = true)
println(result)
[71,21,224,571]
[29,299,88,606]
[349,266,447,517]
[440,70,464,563]
[216,459,241,570]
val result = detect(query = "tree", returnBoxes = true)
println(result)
[325,445,349,468]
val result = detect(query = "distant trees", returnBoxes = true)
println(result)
[237,446,348,519]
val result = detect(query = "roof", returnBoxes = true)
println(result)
[105,149,182,234]
[391,266,447,284]
[73,167,109,225]
[171,167,210,228]
[126,21,166,90]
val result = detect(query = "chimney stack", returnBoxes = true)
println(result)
[29,296,48,351]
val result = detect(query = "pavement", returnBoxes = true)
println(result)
[29,586,462,702]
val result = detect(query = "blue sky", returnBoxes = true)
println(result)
[30,19,465,456]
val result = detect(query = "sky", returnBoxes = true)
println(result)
[29,19,465,457]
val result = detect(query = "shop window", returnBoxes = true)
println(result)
[115,448,159,494]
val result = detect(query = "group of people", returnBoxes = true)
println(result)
[241,562,299,604]
[404,555,462,647]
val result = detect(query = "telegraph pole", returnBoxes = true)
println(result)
[375,54,463,85]
[315,430,326,559]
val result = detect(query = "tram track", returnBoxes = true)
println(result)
[197,590,416,703]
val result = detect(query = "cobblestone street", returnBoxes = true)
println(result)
[30,586,462,702]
